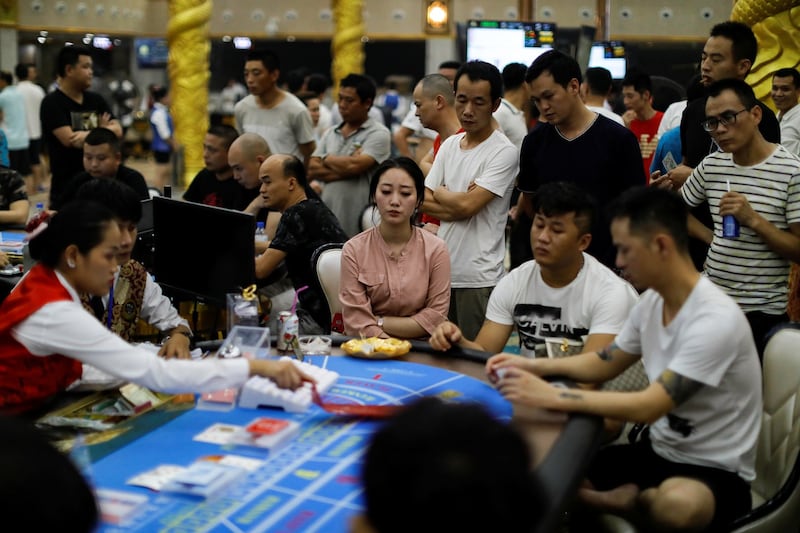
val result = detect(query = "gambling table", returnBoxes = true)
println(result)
[90,345,603,533]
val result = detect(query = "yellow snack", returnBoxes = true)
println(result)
[341,337,412,358]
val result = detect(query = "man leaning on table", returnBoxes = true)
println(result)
[488,186,761,532]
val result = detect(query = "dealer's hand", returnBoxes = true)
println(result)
[485,353,538,381]
[158,333,192,360]
[429,321,462,351]
[495,366,560,407]
[249,359,315,390]
[719,191,758,227]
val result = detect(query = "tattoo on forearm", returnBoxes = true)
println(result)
[560,391,583,401]
[597,341,618,362]
[657,370,703,406]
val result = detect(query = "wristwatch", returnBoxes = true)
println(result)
[377,316,384,328]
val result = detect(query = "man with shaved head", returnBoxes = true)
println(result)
[255,154,348,332]
[228,132,272,192]
[414,73,461,176]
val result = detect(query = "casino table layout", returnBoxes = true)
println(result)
[90,351,602,533]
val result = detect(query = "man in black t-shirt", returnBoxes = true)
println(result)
[519,50,644,267]
[183,125,255,210]
[56,127,149,209]
[41,45,121,208]
[652,21,781,270]
[0,166,29,227]
[256,154,347,332]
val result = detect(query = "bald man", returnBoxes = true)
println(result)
[413,73,462,176]
[255,154,348,332]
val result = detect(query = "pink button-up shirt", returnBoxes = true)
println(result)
[340,226,451,338]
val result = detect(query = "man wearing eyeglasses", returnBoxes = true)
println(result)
[681,78,800,357]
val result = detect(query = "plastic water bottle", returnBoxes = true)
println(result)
[255,221,268,244]
[35,202,44,215]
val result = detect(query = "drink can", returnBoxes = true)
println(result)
[277,311,299,352]
[722,214,740,238]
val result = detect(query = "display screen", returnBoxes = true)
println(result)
[152,197,256,304]
[135,38,169,69]
[588,41,627,79]
[465,20,556,69]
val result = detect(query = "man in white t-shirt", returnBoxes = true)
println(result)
[14,63,46,194]
[489,186,761,532]
[422,60,518,340]
[493,63,529,149]
[234,49,316,165]
[430,181,636,357]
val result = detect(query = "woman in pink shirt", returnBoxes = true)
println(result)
[340,157,451,339]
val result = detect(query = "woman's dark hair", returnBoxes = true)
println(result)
[29,202,116,268]
[368,157,425,225]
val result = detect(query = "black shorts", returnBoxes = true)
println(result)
[9,149,31,176]
[27,138,42,165]
[586,438,751,532]
[153,150,172,164]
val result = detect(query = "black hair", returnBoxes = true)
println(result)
[709,21,757,67]
[368,157,425,226]
[707,78,758,109]
[438,60,462,71]
[285,67,310,94]
[526,50,582,88]
[0,71,12,85]
[363,397,539,533]
[206,124,239,150]
[531,181,596,235]
[56,45,92,78]
[608,186,689,253]
[773,68,800,89]
[584,67,613,96]
[305,73,329,96]
[419,73,454,105]
[502,62,528,91]
[280,154,320,200]
[622,67,652,95]
[0,416,98,532]
[74,178,142,224]
[151,85,168,101]
[686,74,705,102]
[29,202,116,268]
[245,49,280,71]
[296,91,319,107]
[84,127,121,153]
[454,60,504,102]
[14,63,32,81]
[340,73,377,104]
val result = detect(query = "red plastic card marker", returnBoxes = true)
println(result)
[310,382,402,418]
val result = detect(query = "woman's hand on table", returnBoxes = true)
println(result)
[249,359,315,390]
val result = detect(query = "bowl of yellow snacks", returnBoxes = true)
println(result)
[340,337,412,359]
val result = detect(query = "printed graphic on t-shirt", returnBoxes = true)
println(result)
[70,111,100,131]
[514,303,589,357]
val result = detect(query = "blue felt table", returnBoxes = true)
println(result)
[93,355,512,532]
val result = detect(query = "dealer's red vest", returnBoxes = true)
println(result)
[0,264,83,412]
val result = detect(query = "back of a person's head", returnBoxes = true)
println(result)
[609,186,689,253]
[14,63,30,81]
[526,49,582,88]
[502,62,528,91]
[0,71,12,85]
[438,60,462,71]
[29,201,115,269]
[341,73,378,103]
[285,67,310,94]
[305,73,329,96]
[532,181,596,235]
[207,124,240,150]
[0,416,97,532]
[622,67,652,94]
[454,60,504,102]
[362,397,539,533]
[151,85,168,101]
[584,67,613,96]
[74,177,142,224]
[245,49,280,71]
[709,21,757,66]
[84,127,121,152]
[57,45,91,78]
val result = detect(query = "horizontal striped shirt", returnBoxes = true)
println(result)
[682,145,800,313]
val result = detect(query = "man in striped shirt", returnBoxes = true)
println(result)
[682,78,800,356]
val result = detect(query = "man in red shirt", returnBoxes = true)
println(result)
[622,68,663,181]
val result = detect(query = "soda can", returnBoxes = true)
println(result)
[277,311,299,352]
[722,214,740,238]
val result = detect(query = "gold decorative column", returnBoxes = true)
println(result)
[731,0,800,321]
[331,0,366,93]
[167,0,211,188]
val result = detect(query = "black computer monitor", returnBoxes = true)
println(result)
[152,197,255,304]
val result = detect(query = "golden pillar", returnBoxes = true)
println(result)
[731,0,800,321]
[331,0,366,92]
[167,0,211,188]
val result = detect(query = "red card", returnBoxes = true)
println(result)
[246,418,290,436]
